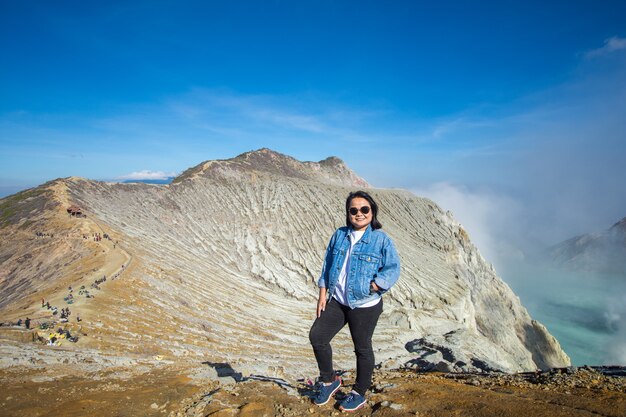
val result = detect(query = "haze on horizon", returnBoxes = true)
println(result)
[1,1,625,364]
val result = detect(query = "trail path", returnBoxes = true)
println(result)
[66,219,133,318]
[23,216,133,331]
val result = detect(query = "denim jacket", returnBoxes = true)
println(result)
[318,225,401,308]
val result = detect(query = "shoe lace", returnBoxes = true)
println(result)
[314,382,330,395]
[344,392,358,402]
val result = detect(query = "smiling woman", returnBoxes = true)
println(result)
[309,190,400,411]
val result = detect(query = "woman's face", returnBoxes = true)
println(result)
[348,197,372,231]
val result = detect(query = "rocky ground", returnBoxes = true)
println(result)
[0,360,624,417]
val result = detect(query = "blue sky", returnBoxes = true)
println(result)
[1,0,626,251]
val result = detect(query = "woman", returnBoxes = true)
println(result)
[309,190,401,412]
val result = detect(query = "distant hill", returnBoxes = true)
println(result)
[122,177,176,185]
[547,217,626,275]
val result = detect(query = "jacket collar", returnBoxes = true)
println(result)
[347,224,372,243]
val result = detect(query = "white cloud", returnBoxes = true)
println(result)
[584,36,626,58]
[250,109,326,133]
[161,88,393,145]
[117,170,177,180]
[605,292,626,364]
[432,118,464,139]
[166,89,341,136]
[412,182,525,269]
[431,116,497,139]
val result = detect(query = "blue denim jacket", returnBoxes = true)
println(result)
[318,225,401,308]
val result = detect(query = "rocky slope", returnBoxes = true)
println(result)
[547,217,626,274]
[0,148,569,380]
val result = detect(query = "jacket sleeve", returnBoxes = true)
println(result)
[373,236,400,292]
[317,230,338,288]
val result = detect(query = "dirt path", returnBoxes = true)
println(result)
[50,217,131,304]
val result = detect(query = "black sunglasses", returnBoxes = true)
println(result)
[349,206,371,215]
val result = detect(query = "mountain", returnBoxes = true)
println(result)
[0,148,569,378]
[172,147,370,188]
[547,217,626,274]
[122,177,176,185]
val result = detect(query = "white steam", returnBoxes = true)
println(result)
[411,182,626,366]
[411,182,524,270]
[605,292,626,364]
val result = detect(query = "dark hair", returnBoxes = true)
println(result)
[345,190,383,230]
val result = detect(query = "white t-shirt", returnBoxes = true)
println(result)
[333,230,381,308]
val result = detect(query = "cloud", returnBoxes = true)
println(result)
[250,109,326,133]
[432,118,465,139]
[431,116,497,140]
[117,170,177,181]
[605,292,626,364]
[411,182,525,269]
[166,89,343,136]
[584,36,626,58]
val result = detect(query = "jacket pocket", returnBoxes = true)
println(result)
[356,254,381,296]
[357,254,380,275]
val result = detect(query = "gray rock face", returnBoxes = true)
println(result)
[547,217,626,274]
[174,148,370,189]
[32,149,568,374]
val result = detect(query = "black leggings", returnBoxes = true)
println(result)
[309,297,383,396]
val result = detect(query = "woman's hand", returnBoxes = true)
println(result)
[317,287,327,318]
[370,281,380,293]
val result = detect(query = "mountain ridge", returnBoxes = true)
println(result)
[0,149,569,380]
[172,148,369,188]
[547,216,626,274]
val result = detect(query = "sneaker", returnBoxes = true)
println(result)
[338,391,366,412]
[312,378,342,406]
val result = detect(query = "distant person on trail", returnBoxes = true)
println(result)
[309,190,401,412]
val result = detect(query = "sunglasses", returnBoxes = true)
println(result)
[349,206,371,216]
